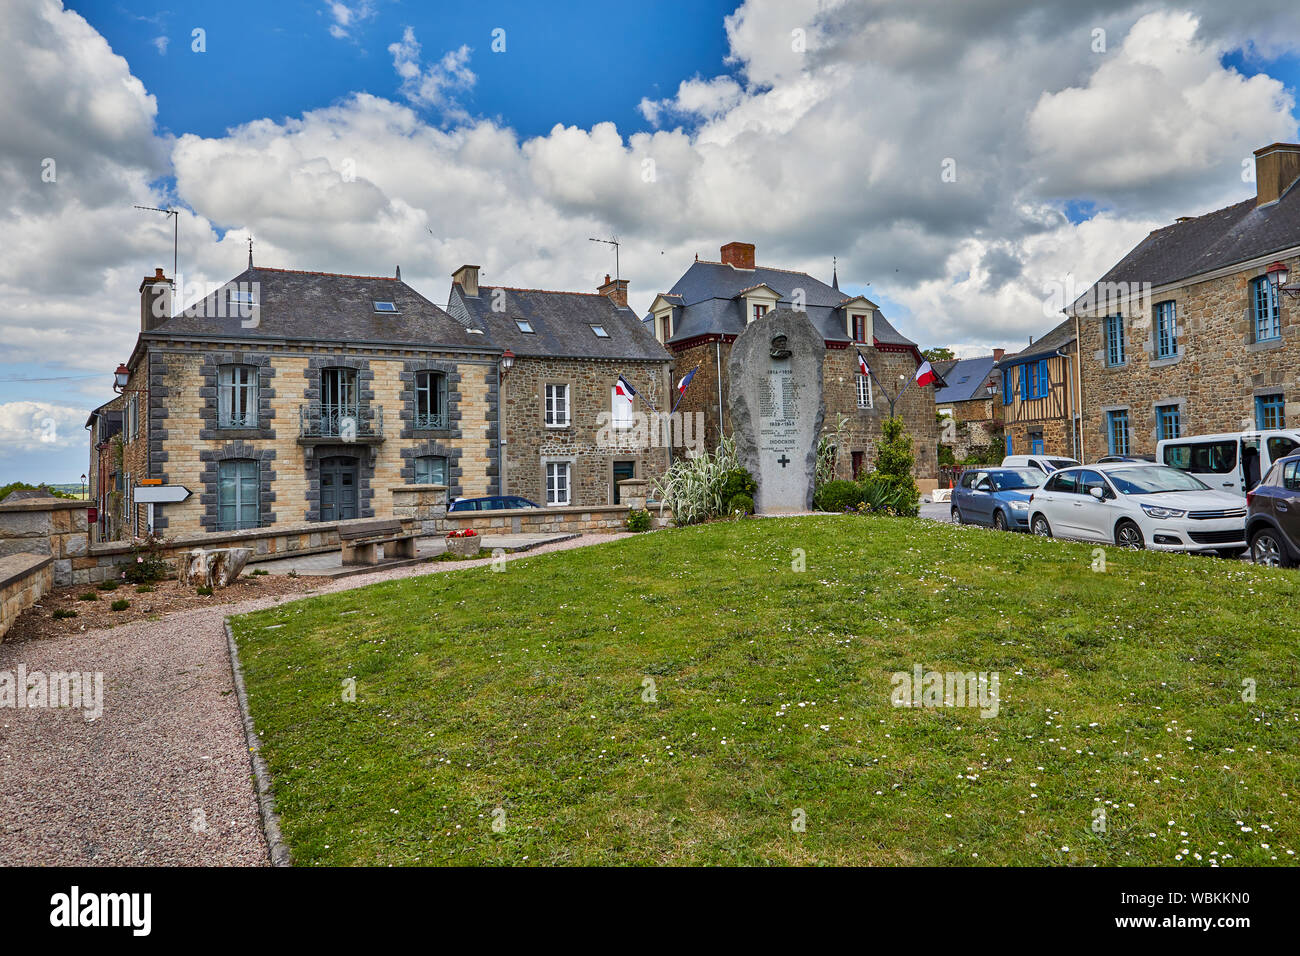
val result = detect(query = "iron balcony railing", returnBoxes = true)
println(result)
[299,403,384,440]
[413,409,448,430]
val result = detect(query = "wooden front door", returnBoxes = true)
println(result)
[612,460,636,504]
[319,456,359,521]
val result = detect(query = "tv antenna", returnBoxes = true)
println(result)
[134,204,179,278]
[588,236,620,280]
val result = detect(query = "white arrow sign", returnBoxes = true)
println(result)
[134,485,192,504]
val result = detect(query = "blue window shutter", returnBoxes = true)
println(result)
[1005,434,1013,455]
[1038,360,1048,397]
[1019,364,1028,400]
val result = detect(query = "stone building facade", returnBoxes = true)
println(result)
[447,266,672,507]
[646,242,940,488]
[933,353,1005,463]
[95,262,501,539]
[994,319,1081,460]
[1071,142,1300,461]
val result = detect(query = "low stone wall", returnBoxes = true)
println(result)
[0,553,53,641]
[0,497,89,588]
[442,504,647,535]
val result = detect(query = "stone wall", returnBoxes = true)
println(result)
[501,356,671,506]
[0,498,89,587]
[1077,254,1300,460]
[0,554,53,641]
[442,504,660,535]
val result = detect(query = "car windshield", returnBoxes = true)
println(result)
[1107,466,1210,495]
[1048,459,1079,470]
[992,469,1043,490]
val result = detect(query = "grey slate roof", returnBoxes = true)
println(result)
[996,317,1077,368]
[151,266,491,351]
[647,260,918,350]
[1072,177,1300,309]
[447,284,670,362]
[933,356,998,404]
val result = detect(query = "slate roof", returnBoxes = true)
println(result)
[1071,175,1300,310]
[646,259,918,350]
[933,356,998,404]
[996,317,1077,368]
[150,266,492,351]
[447,284,670,362]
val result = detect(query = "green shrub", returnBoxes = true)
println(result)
[52,608,77,619]
[110,599,130,612]
[874,416,921,517]
[813,480,865,513]
[96,580,119,592]
[123,532,168,584]
[626,509,652,532]
[856,474,908,515]
[77,591,98,602]
[727,494,754,516]
[653,437,743,525]
[718,468,756,505]
[196,585,213,596]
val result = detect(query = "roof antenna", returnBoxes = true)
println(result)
[248,235,254,269]
[134,204,179,278]
[588,236,620,280]
[832,256,839,291]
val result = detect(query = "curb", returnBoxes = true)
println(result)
[225,619,292,867]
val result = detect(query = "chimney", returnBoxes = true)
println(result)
[452,264,480,297]
[1254,143,1300,207]
[720,241,755,269]
[139,267,173,332]
[597,273,629,309]
[992,348,1005,361]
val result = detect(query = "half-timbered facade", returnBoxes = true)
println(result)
[993,318,1081,460]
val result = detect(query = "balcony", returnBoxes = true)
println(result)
[298,403,384,445]
[413,409,448,431]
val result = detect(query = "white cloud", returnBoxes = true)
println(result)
[639,75,746,127]
[0,401,87,452]
[152,35,168,55]
[388,28,476,122]
[325,1,375,40]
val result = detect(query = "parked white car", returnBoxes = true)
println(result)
[1027,462,1246,554]
[1000,454,1080,475]
[1157,429,1300,497]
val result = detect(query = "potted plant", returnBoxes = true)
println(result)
[445,527,481,557]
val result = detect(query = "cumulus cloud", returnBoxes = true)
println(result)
[0,401,87,452]
[639,75,746,127]
[325,1,375,40]
[388,28,476,122]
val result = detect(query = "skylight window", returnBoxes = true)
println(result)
[590,324,609,338]
[515,320,534,333]
[373,301,399,313]
[228,290,256,306]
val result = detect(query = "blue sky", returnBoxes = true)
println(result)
[5,1,1300,484]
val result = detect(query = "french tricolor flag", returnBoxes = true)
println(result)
[615,374,637,405]
[676,367,697,396]
[914,360,939,388]
[856,349,872,379]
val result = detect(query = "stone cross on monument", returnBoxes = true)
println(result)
[727,308,825,513]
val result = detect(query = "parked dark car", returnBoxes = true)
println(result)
[448,495,541,512]
[951,467,1044,531]
[1246,453,1300,567]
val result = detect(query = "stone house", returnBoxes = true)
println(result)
[933,352,1005,462]
[993,318,1082,460]
[446,265,672,507]
[96,259,502,538]
[1070,142,1300,460]
[645,241,940,488]
[84,398,124,542]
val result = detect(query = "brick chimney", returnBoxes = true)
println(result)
[720,241,755,269]
[992,348,1005,361]
[597,273,629,309]
[1254,143,1300,206]
[452,264,480,297]
[139,267,173,332]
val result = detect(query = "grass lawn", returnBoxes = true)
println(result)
[230,516,1300,866]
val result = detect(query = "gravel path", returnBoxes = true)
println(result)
[0,532,628,866]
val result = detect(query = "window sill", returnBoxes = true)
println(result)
[1149,353,1183,369]
[1248,337,1284,352]
[545,423,571,430]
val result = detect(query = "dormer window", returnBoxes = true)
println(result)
[516,320,534,333]
[850,314,868,343]
[373,301,399,313]
[751,304,768,323]
[590,324,609,338]
[656,313,673,342]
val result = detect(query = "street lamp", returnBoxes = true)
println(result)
[500,349,515,377]
[81,473,86,500]
[113,364,130,392]
[1266,261,1300,299]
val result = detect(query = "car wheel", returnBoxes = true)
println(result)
[1115,520,1145,550]
[1031,515,1052,537]
[1251,529,1294,568]
[951,506,962,525]
[993,510,1008,532]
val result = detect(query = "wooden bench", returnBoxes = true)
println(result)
[338,519,419,566]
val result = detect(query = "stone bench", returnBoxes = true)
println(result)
[339,519,418,565]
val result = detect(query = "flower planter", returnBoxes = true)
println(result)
[446,535,481,558]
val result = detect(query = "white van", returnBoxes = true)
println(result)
[1157,430,1300,496]
[1000,454,1080,475]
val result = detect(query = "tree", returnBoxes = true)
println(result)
[922,346,955,363]
[875,416,920,516]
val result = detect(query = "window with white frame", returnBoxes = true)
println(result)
[546,461,571,505]
[857,373,873,409]
[413,455,447,486]
[611,385,634,430]
[218,365,258,428]
[545,383,570,427]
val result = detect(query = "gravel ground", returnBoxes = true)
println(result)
[0,532,628,866]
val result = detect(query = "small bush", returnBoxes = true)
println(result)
[77,591,99,602]
[718,468,757,505]
[250,568,268,576]
[135,584,154,593]
[728,494,754,516]
[52,608,77,619]
[626,509,652,532]
[123,532,168,584]
[813,480,865,513]
[110,599,130,612]
[196,585,213,596]
[96,580,119,592]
